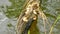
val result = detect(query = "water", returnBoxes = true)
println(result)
[0,0,16,34]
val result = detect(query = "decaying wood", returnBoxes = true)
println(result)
[16,0,51,34]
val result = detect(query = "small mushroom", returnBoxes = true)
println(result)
[22,17,28,22]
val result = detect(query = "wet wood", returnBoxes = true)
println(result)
[29,15,40,34]
[16,0,49,34]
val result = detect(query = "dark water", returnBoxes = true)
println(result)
[0,0,60,34]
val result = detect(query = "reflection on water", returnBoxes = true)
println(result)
[0,0,11,6]
[0,0,60,34]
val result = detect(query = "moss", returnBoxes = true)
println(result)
[7,23,13,27]
[5,0,25,18]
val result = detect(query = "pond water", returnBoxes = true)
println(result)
[0,0,60,34]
